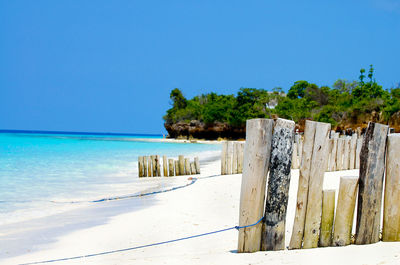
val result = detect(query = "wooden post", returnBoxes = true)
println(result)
[143,156,148,177]
[303,121,331,249]
[227,141,233,175]
[289,120,317,249]
[238,119,274,253]
[221,142,227,175]
[319,190,335,247]
[151,155,156,176]
[383,134,400,241]
[298,136,303,167]
[349,134,357,170]
[178,155,185,175]
[148,156,153,177]
[332,176,359,246]
[343,137,350,170]
[355,122,388,245]
[155,155,161,176]
[291,141,299,169]
[168,159,174,176]
[261,118,295,251]
[163,155,168,177]
[190,162,196,175]
[194,157,200,174]
[232,142,238,174]
[138,156,143,177]
[329,134,339,171]
[237,142,244,173]
[336,138,344,171]
[175,160,180,176]
[184,158,191,175]
[355,138,363,169]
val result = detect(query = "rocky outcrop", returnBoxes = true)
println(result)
[164,120,245,140]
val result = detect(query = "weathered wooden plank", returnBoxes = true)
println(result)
[238,119,274,253]
[178,155,185,175]
[383,134,400,241]
[355,122,389,244]
[329,133,339,171]
[333,176,358,246]
[336,138,345,171]
[355,138,363,169]
[303,121,331,249]
[349,134,357,170]
[319,190,335,247]
[291,141,299,169]
[237,142,244,173]
[184,158,191,175]
[233,142,238,174]
[343,137,350,170]
[163,155,168,177]
[298,136,303,167]
[168,159,174,176]
[155,155,161,176]
[138,156,144,177]
[227,141,233,175]
[190,162,196,175]
[261,118,295,251]
[174,160,180,176]
[143,156,148,177]
[194,157,200,174]
[221,142,227,175]
[289,120,317,249]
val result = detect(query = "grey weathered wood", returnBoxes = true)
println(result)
[138,156,144,177]
[343,137,350,170]
[151,155,156,176]
[355,138,363,169]
[349,134,357,170]
[233,142,238,174]
[329,133,339,171]
[261,118,295,251]
[291,141,299,169]
[221,142,227,175]
[178,155,185,175]
[190,162,196,175]
[194,157,200,174]
[148,156,153,177]
[298,136,303,167]
[333,176,358,246]
[383,134,400,241]
[355,122,389,245]
[174,160,180,176]
[319,190,335,247]
[155,155,161,176]
[168,159,174,176]
[303,121,331,249]
[143,156,148,177]
[184,158,191,175]
[336,138,345,171]
[238,119,274,253]
[163,155,168,177]
[227,141,233,174]
[326,139,334,171]
[289,120,317,249]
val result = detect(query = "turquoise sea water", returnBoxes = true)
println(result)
[0,132,220,225]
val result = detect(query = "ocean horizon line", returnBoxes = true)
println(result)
[0,129,163,137]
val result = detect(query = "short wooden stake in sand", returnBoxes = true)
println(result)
[319,189,335,247]
[168,159,174,176]
[333,176,358,246]
[174,160,180,176]
[221,142,227,175]
[184,158,191,175]
[143,156,148,177]
[303,121,331,249]
[355,122,388,245]
[237,142,244,173]
[289,120,317,249]
[227,141,233,175]
[138,156,144,177]
[148,156,153,177]
[190,162,196,175]
[178,155,185,175]
[232,142,238,174]
[163,155,168,177]
[155,155,161,176]
[383,134,400,241]
[261,118,295,251]
[238,119,273,253]
[194,157,200,174]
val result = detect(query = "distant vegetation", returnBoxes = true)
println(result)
[164,66,400,138]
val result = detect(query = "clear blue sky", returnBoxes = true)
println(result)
[1,0,399,134]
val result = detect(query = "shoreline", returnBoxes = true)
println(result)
[2,161,400,264]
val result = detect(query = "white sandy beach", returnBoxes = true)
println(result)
[3,159,400,265]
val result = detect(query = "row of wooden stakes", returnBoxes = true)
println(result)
[220,141,245,175]
[238,118,400,253]
[138,155,200,177]
[291,132,364,171]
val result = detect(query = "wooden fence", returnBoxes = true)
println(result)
[238,119,400,252]
[138,155,200,177]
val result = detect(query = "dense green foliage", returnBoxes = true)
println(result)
[163,66,400,128]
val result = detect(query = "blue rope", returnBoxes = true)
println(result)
[19,216,264,265]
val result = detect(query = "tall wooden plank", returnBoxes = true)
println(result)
[333,176,359,246]
[303,121,331,248]
[237,142,244,173]
[221,142,227,175]
[383,134,400,241]
[168,159,174,176]
[174,160,180,176]
[138,156,143,177]
[194,157,200,174]
[343,137,350,170]
[227,141,233,175]
[178,155,185,175]
[190,162,196,175]
[291,142,299,169]
[355,122,389,244]
[232,142,238,174]
[143,156,148,177]
[289,120,317,249]
[155,155,161,176]
[336,138,345,171]
[349,134,357,170]
[163,155,168,177]
[355,138,363,169]
[261,118,295,251]
[238,119,274,253]
[184,158,191,175]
